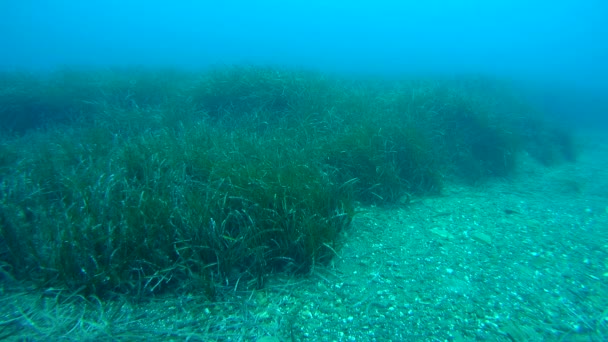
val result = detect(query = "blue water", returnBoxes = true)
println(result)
[1,1,607,127]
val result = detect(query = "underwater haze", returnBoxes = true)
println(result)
[1,0,607,127]
[1,1,606,76]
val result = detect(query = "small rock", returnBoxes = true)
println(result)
[256,337,280,342]
[430,228,455,240]
[472,232,492,245]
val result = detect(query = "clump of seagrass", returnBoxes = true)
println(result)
[0,66,575,300]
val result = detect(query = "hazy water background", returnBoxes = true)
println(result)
[1,0,606,126]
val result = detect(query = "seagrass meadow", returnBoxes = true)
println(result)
[0,66,576,300]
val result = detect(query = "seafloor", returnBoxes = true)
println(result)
[1,129,607,341]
